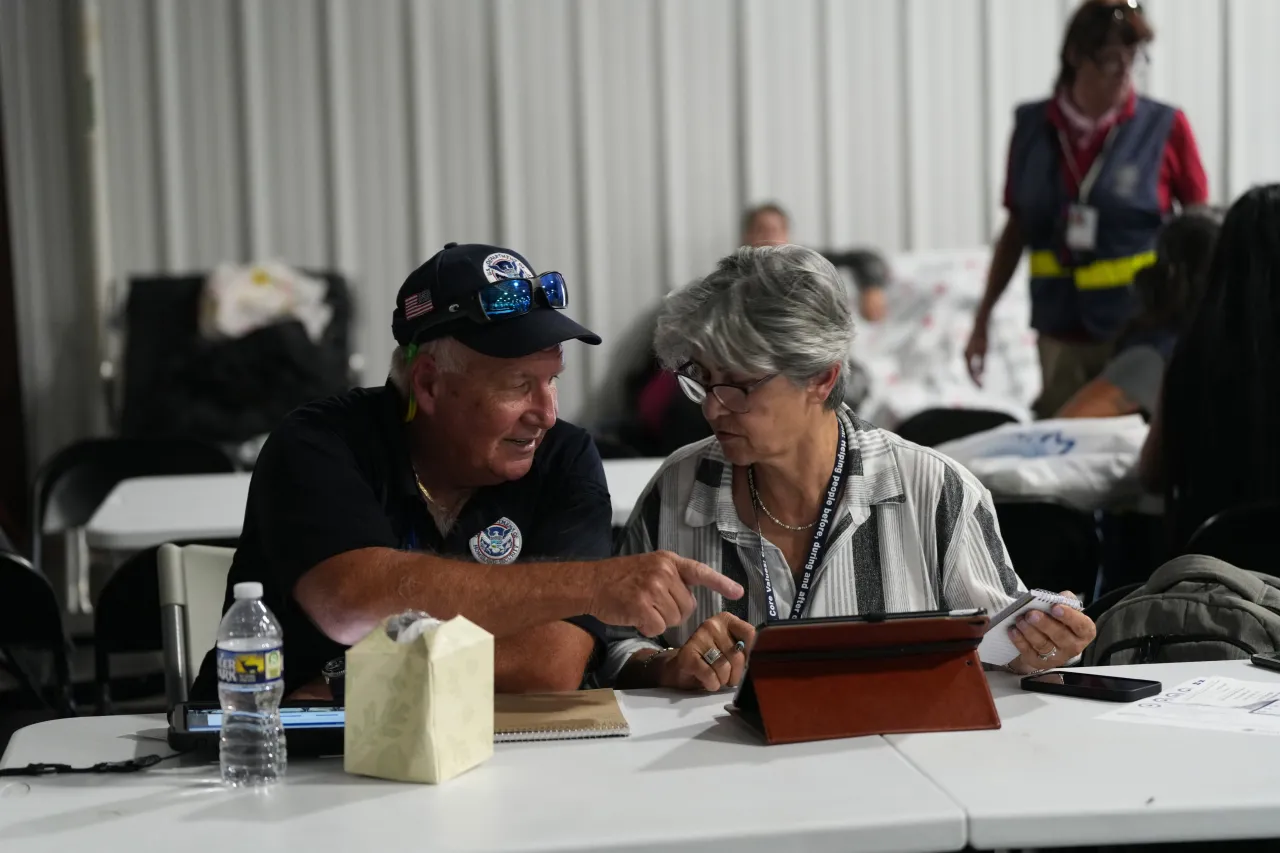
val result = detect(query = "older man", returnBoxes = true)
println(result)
[191,242,741,699]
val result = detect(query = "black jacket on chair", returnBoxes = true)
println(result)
[162,321,350,443]
[117,272,355,445]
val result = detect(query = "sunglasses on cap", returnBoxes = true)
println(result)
[413,272,569,337]
[1089,0,1142,17]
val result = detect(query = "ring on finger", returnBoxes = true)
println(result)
[701,647,723,666]
[1038,645,1058,661]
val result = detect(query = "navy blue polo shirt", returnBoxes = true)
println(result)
[190,383,614,698]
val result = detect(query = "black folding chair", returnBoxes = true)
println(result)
[0,551,74,715]
[31,438,235,614]
[894,408,1018,448]
[996,502,1100,600]
[1186,502,1280,573]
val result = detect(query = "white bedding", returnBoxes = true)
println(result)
[854,248,1041,429]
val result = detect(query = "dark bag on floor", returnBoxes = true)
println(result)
[1084,554,1280,665]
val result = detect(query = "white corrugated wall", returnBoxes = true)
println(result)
[3,0,1277,468]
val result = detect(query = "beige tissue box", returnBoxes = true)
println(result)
[343,615,494,784]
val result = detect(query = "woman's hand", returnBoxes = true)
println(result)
[963,315,990,386]
[657,613,756,692]
[1007,591,1097,674]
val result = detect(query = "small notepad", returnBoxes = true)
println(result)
[978,589,1084,666]
[494,688,631,743]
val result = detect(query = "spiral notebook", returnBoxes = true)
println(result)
[978,589,1085,666]
[494,689,631,743]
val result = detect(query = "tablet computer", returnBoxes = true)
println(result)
[729,608,996,743]
[169,701,345,756]
[746,607,989,661]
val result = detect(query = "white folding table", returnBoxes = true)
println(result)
[0,690,965,853]
[889,660,1280,850]
[85,473,252,551]
[85,459,663,553]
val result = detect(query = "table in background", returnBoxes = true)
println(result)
[0,691,965,853]
[889,660,1280,850]
[85,459,663,552]
[600,458,661,526]
[85,473,251,551]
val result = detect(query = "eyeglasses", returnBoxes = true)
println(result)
[675,365,776,414]
[415,272,569,337]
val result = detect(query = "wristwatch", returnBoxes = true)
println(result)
[321,655,346,702]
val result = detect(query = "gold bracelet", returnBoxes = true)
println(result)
[639,647,676,668]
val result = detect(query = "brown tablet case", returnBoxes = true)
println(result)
[728,612,1000,744]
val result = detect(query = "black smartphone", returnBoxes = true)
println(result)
[1251,651,1280,673]
[1021,671,1161,702]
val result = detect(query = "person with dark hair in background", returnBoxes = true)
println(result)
[1140,185,1280,551]
[965,0,1209,418]
[1057,209,1220,419]
[603,205,880,458]
[741,202,891,322]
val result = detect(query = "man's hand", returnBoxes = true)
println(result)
[586,551,744,637]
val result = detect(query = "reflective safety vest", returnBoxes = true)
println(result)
[1008,96,1176,341]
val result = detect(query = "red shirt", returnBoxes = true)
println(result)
[1004,91,1209,213]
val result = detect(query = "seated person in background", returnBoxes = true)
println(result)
[1057,210,1221,419]
[604,245,1096,691]
[1141,185,1280,551]
[604,206,880,457]
[742,201,891,322]
[190,243,740,700]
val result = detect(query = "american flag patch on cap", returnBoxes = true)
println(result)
[403,289,434,319]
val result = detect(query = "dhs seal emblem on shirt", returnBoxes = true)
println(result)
[470,517,523,564]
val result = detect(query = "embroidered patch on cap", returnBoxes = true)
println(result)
[482,252,533,283]
[469,517,523,564]
[402,288,434,319]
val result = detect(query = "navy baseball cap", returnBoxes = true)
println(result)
[391,243,601,357]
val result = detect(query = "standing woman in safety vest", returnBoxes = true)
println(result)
[964,0,1208,417]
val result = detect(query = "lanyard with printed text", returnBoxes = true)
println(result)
[757,419,847,622]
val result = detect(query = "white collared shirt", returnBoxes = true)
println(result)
[601,407,1028,683]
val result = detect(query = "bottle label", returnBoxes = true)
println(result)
[217,646,284,685]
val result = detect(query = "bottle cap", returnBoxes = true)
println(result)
[233,581,264,600]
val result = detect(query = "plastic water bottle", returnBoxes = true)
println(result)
[215,581,286,786]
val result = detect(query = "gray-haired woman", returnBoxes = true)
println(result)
[604,245,1096,691]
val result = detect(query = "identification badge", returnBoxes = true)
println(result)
[216,646,283,685]
[1065,203,1099,252]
